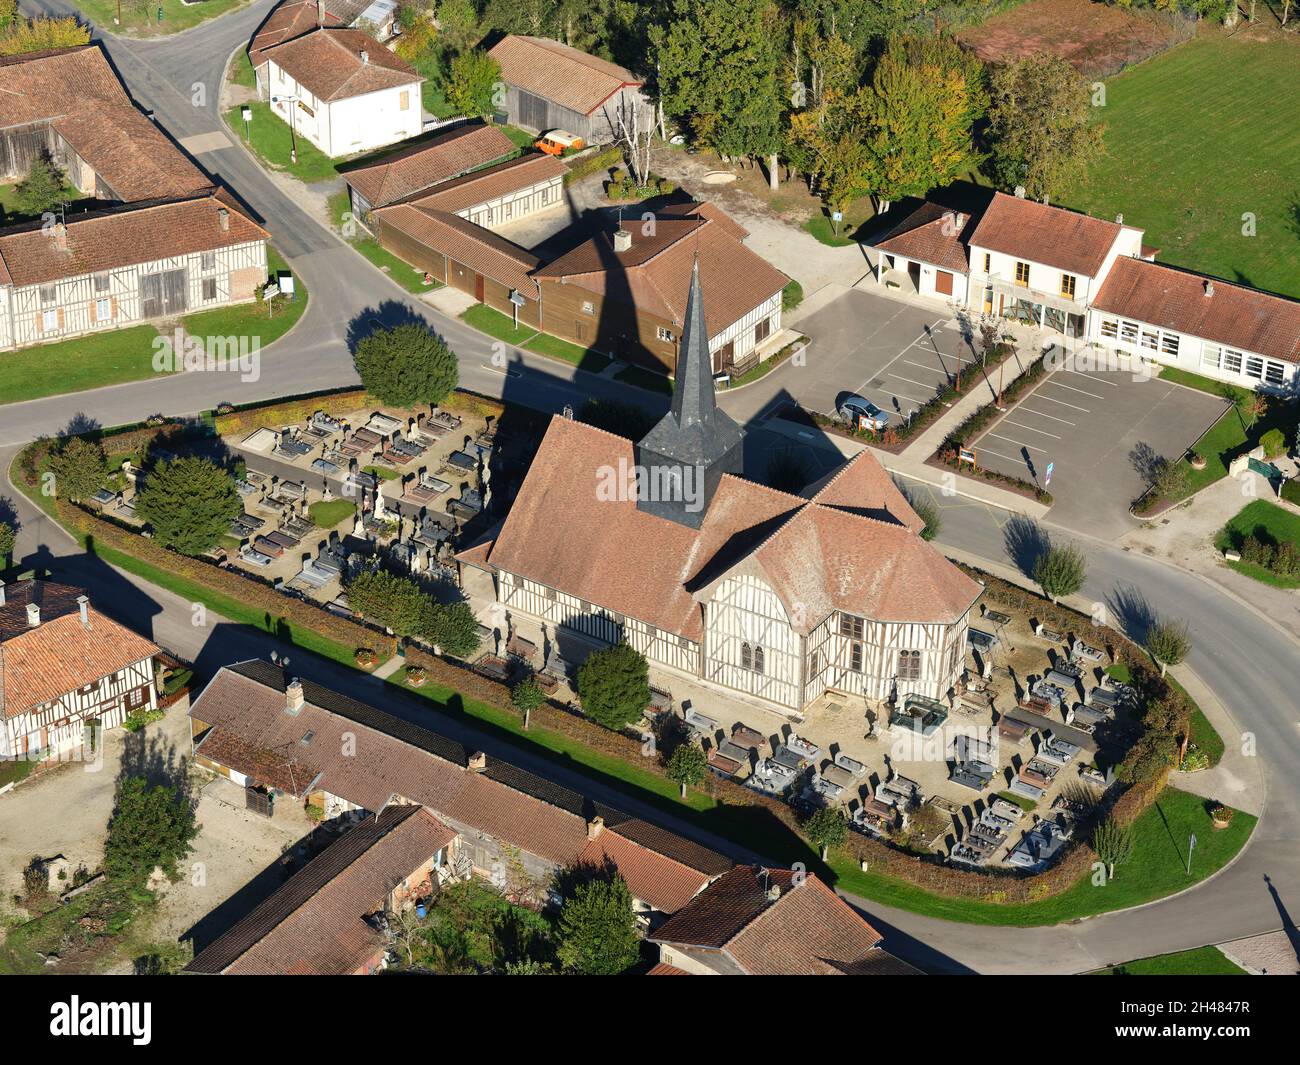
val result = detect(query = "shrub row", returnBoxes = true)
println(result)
[563,146,622,186]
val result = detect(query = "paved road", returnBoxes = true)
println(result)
[4,4,1298,973]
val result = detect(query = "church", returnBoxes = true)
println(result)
[461,264,983,715]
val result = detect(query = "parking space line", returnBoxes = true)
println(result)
[1034,393,1091,413]
[973,445,1026,465]
[1066,368,1119,387]
[1012,407,1075,426]
[1002,420,1062,439]
[987,433,1049,454]
[1046,379,1105,400]
[888,372,939,392]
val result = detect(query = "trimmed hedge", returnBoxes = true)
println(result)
[563,146,622,185]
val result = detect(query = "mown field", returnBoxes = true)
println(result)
[1062,30,1300,299]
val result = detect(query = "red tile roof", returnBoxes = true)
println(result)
[0,191,268,288]
[342,124,518,207]
[255,26,420,101]
[249,0,345,60]
[872,201,972,273]
[374,204,541,293]
[969,191,1124,277]
[1093,256,1300,365]
[480,417,979,640]
[189,663,732,911]
[0,581,159,719]
[488,35,641,116]
[646,961,690,975]
[650,867,894,975]
[407,152,567,215]
[186,804,455,974]
[0,46,209,203]
[535,209,788,338]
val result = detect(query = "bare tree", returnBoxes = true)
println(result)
[608,94,654,189]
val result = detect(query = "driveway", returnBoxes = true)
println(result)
[969,356,1228,539]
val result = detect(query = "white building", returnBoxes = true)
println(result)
[250,0,422,158]
[871,190,1300,393]
[460,267,982,716]
[0,580,160,760]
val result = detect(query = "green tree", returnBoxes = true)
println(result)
[0,519,16,566]
[576,641,650,731]
[436,0,481,54]
[805,805,847,859]
[862,35,987,208]
[1146,618,1191,678]
[135,456,240,556]
[48,437,106,503]
[665,743,706,798]
[556,874,640,974]
[353,323,458,407]
[1033,542,1087,604]
[511,676,546,727]
[104,775,198,884]
[654,0,784,160]
[910,495,941,542]
[426,599,481,657]
[0,16,90,57]
[1092,816,1134,882]
[986,52,1105,201]
[345,569,433,637]
[446,49,501,117]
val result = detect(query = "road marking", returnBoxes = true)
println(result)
[888,372,938,392]
[1046,379,1105,400]
[1066,367,1119,387]
[987,433,1049,454]
[481,364,521,378]
[976,444,1031,464]
[1013,406,1076,426]
[1034,393,1091,413]
[1002,420,1062,439]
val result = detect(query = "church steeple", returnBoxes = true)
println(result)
[634,258,745,529]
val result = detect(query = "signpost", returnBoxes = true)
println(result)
[1044,461,1054,487]
[242,106,252,144]
[831,209,843,238]
[508,289,526,329]
[959,446,977,467]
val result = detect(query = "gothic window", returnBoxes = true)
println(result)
[753,646,765,675]
[740,642,752,670]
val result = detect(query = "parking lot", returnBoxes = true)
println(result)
[969,355,1228,538]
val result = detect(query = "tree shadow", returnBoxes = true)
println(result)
[1002,515,1050,578]
[345,299,433,353]
[1106,583,1156,644]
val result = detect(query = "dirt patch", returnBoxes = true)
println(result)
[959,0,1196,77]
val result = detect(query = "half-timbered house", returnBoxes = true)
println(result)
[462,266,982,715]
[0,580,160,760]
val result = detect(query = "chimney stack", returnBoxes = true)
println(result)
[612,228,632,253]
[217,207,229,232]
[360,49,369,64]
[26,603,39,628]
[1013,185,1026,199]
[54,222,68,252]
[285,677,304,713]
[467,751,487,773]
[1115,212,1124,225]
[0,580,5,607]
[316,0,325,25]
[1204,280,1214,298]
[587,815,605,840]
[76,595,89,627]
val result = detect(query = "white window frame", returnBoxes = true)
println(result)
[1265,361,1285,386]
[1223,349,1243,374]
[1244,355,1264,380]
[1201,344,1221,371]
[1100,317,1118,339]
[41,308,58,331]
[656,326,673,342]
[95,298,112,322]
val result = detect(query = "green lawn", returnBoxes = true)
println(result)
[328,191,437,294]
[523,332,612,373]
[224,101,341,184]
[308,499,356,528]
[802,198,877,247]
[228,49,258,91]
[1214,499,1300,588]
[995,790,1039,813]
[1092,945,1247,976]
[0,325,165,406]
[75,0,250,36]
[830,787,1255,927]
[0,180,86,226]
[363,464,401,482]
[180,249,308,351]
[614,364,675,395]
[459,304,612,372]
[1062,32,1300,299]
[460,303,539,346]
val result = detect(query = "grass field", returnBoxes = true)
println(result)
[224,101,340,184]
[327,192,436,294]
[1092,944,1247,976]
[459,305,612,372]
[0,325,165,406]
[308,499,356,528]
[1215,499,1300,588]
[1062,31,1300,299]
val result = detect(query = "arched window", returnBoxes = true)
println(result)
[740,642,752,670]
[753,646,765,675]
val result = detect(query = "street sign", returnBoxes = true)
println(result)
[277,274,295,297]
[831,211,843,222]
[959,446,976,466]
[1045,461,1054,486]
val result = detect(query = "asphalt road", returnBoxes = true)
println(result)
[4,2,1299,974]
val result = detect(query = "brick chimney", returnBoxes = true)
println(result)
[587,815,604,840]
[612,228,632,253]
[1204,280,1214,298]
[285,677,305,713]
[76,595,89,627]
[26,602,39,627]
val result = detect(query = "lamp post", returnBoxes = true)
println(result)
[274,94,299,165]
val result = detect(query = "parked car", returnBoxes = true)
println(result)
[836,395,890,431]
[535,129,583,156]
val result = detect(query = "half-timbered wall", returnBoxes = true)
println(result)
[700,574,801,709]
[459,175,564,231]
[1,655,157,759]
[0,239,266,350]
[496,571,699,674]
[804,608,970,705]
